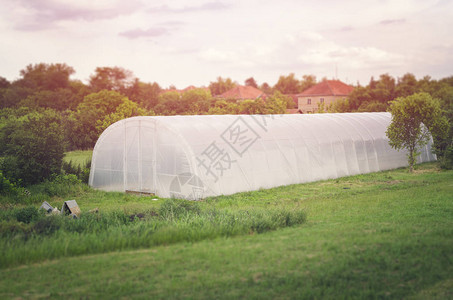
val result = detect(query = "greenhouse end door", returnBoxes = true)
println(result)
[124,119,157,195]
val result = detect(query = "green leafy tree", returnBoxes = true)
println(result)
[208,100,239,115]
[154,91,181,115]
[347,74,396,111]
[19,63,75,91]
[395,73,418,98]
[429,78,453,168]
[0,170,19,195]
[0,78,9,109]
[265,91,290,113]
[245,77,258,88]
[274,73,300,94]
[0,77,10,89]
[386,92,448,172]
[347,85,372,110]
[317,102,327,113]
[1,63,85,109]
[180,88,212,114]
[153,88,213,115]
[357,101,387,112]
[0,107,37,155]
[0,83,34,108]
[194,97,214,114]
[238,99,266,114]
[89,66,134,92]
[18,89,81,111]
[96,99,150,132]
[125,79,161,109]
[71,90,134,148]
[300,75,316,92]
[259,82,273,95]
[209,77,236,96]
[328,98,351,113]
[371,74,396,104]
[0,109,65,185]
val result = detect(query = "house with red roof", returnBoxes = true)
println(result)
[218,85,266,101]
[297,80,354,113]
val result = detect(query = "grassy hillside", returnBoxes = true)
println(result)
[63,150,92,167]
[0,163,452,299]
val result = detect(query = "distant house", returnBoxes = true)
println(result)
[297,80,354,113]
[218,85,266,101]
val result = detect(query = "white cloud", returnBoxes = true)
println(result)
[298,44,405,69]
[119,27,169,39]
[10,0,143,31]
[148,1,232,13]
[199,48,235,62]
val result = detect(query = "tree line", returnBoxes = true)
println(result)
[337,73,453,114]
[0,63,452,187]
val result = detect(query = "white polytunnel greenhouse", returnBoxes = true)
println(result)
[89,113,436,200]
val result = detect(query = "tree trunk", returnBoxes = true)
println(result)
[408,145,415,173]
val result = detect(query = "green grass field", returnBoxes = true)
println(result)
[63,150,93,167]
[0,163,452,299]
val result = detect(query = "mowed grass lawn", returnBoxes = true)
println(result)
[1,163,452,299]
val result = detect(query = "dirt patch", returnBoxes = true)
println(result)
[413,167,441,174]
[129,211,158,221]
[385,180,403,185]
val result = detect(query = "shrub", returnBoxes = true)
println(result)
[51,174,81,185]
[62,160,81,177]
[0,170,19,195]
[439,144,453,170]
[30,174,85,197]
[62,159,91,183]
[0,156,22,186]
[1,109,65,185]
[80,159,91,184]
[32,215,63,235]
[0,220,32,237]
[15,206,40,223]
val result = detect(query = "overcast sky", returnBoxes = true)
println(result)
[0,0,452,88]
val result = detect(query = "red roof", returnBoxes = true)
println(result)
[218,85,266,100]
[299,80,354,96]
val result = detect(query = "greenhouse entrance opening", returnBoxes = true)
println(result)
[123,120,156,195]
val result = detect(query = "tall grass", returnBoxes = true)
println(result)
[0,199,306,268]
[0,174,91,205]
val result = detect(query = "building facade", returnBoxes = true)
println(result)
[297,80,354,113]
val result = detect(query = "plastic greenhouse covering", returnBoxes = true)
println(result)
[89,113,436,200]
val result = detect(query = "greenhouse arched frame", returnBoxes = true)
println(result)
[89,113,436,199]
